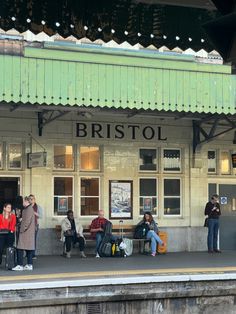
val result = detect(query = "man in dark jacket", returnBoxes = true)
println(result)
[205,194,221,253]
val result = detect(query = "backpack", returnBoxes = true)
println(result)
[134,223,149,239]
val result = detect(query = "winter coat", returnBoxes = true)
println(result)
[60,217,84,242]
[17,204,35,250]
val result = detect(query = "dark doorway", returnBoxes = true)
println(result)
[219,184,236,250]
[0,177,20,212]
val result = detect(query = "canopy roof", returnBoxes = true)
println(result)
[0,0,220,52]
[0,43,235,115]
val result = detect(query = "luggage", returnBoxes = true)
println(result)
[98,234,113,257]
[103,221,113,234]
[118,220,133,257]
[157,231,168,254]
[5,247,16,270]
[98,221,114,257]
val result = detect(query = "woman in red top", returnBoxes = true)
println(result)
[0,203,16,265]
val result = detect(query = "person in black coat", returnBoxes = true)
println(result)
[205,194,221,253]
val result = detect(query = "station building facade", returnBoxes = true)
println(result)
[0,40,235,253]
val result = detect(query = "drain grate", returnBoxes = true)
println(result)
[87,303,102,314]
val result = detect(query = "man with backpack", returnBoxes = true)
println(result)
[90,210,108,258]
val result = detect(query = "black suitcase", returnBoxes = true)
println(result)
[5,247,16,270]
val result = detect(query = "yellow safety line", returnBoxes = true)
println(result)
[1,266,236,282]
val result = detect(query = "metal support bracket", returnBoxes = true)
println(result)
[38,110,68,136]
[192,115,236,153]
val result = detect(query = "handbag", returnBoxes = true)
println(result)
[204,218,209,227]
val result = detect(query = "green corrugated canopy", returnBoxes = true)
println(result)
[0,43,235,115]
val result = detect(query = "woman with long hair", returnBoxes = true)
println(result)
[139,211,163,257]
[0,203,16,265]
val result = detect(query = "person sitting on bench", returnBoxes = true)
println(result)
[137,212,164,257]
[61,210,86,258]
[90,210,108,258]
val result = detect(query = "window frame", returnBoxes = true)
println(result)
[79,176,100,217]
[53,144,74,171]
[53,175,74,216]
[163,177,182,217]
[207,149,217,174]
[8,143,23,170]
[162,148,182,173]
[139,177,158,217]
[0,143,3,169]
[139,147,158,173]
[220,150,231,175]
[79,145,101,172]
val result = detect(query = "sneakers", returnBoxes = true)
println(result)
[95,253,100,258]
[151,252,156,257]
[66,252,71,258]
[23,264,33,271]
[80,251,87,258]
[12,265,24,271]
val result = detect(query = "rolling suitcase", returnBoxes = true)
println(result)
[118,220,133,257]
[157,231,168,254]
[5,247,17,270]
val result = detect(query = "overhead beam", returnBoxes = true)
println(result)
[192,115,236,153]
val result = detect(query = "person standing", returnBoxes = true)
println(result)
[90,210,108,258]
[12,196,35,271]
[0,203,16,265]
[205,194,221,253]
[29,194,43,259]
[61,210,86,258]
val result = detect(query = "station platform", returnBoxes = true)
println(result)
[1,251,236,313]
[1,250,236,284]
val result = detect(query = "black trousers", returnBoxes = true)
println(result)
[65,236,85,252]
[0,233,14,264]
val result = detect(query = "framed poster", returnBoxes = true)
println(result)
[58,197,68,213]
[109,180,133,219]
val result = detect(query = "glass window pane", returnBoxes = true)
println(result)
[81,178,99,196]
[164,179,180,196]
[54,177,73,215]
[163,149,181,171]
[221,151,230,174]
[54,145,73,169]
[208,150,216,173]
[140,178,156,196]
[9,144,22,168]
[80,177,100,216]
[164,198,180,215]
[0,144,2,168]
[139,179,157,215]
[80,146,100,170]
[81,198,99,216]
[139,149,157,171]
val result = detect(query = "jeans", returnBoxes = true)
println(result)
[96,232,104,253]
[207,218,219,251]
[65,236,85,252]
[17,249,33,266]
[146,230,163,254]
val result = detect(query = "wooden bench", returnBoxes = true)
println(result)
[55,224,149,254]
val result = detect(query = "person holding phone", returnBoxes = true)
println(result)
[204,194,221,253]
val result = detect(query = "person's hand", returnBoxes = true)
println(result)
[99,227,103,232]
[145,221,150,225]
